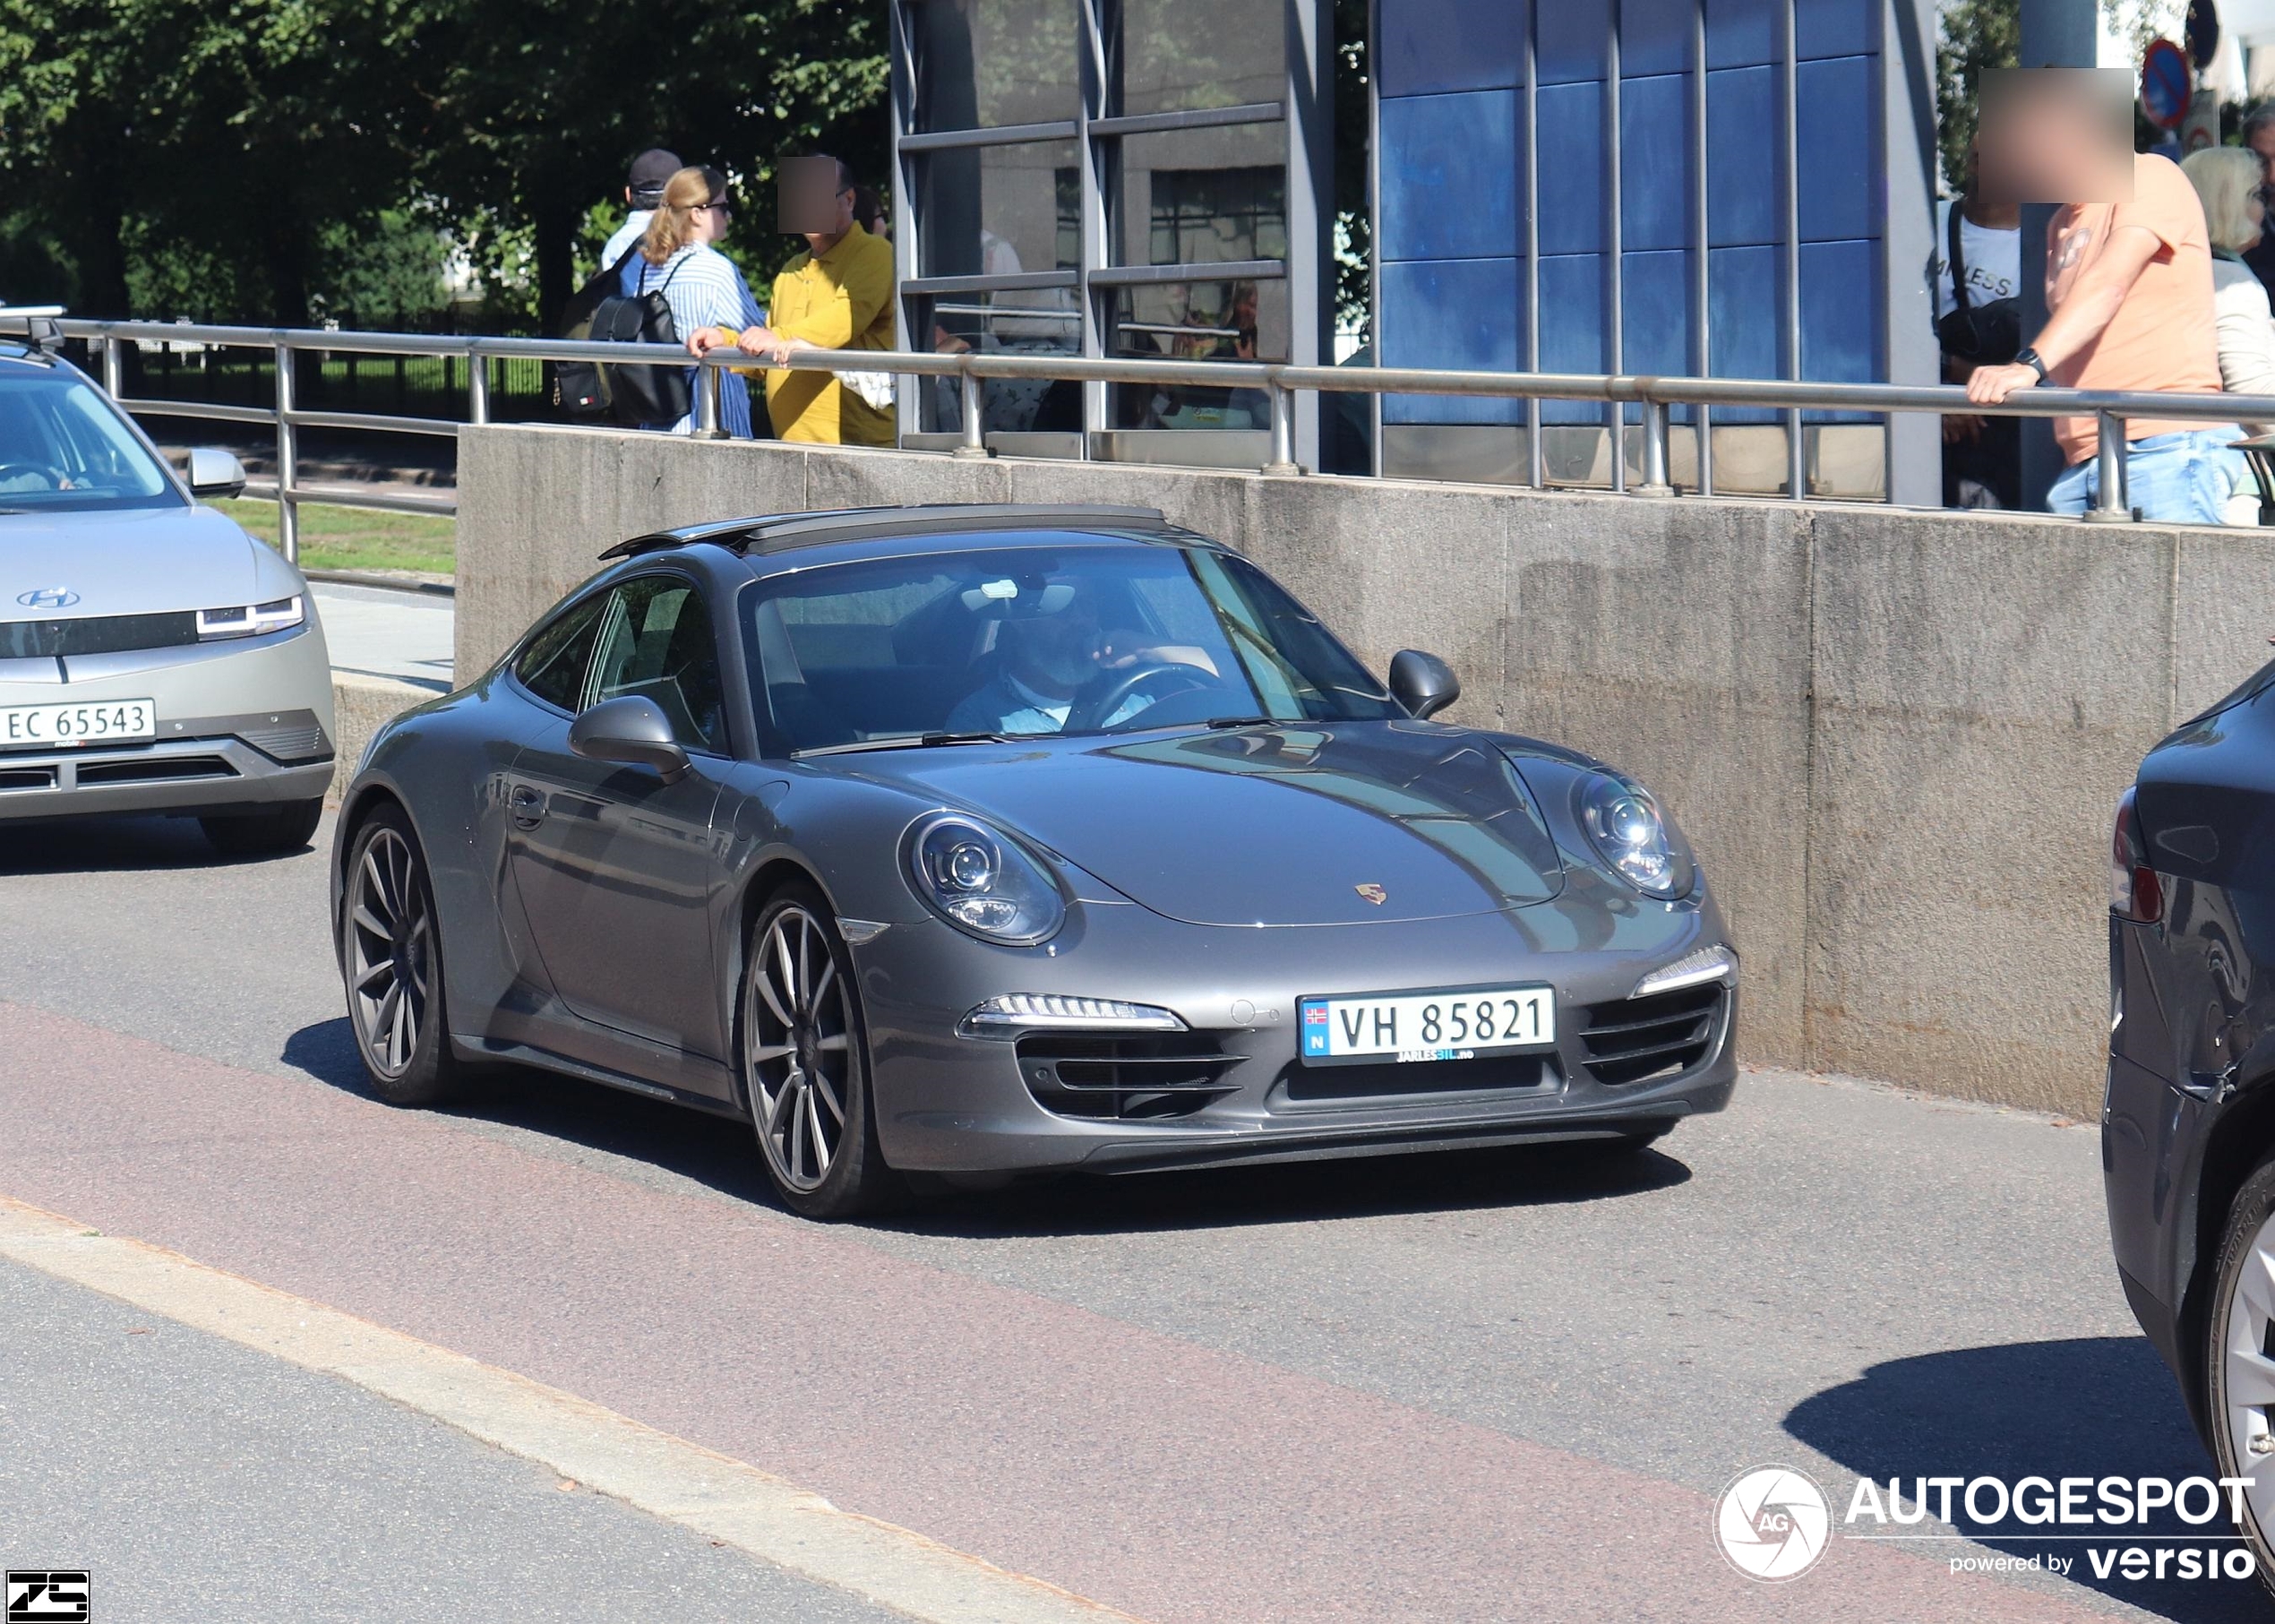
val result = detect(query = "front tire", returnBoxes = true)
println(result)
[2203,1155,2275,1600]
[202,796,324,855]
[340,805,461,1106]
[743,885,898,1219]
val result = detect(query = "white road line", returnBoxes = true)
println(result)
[0,1195,1139,1624]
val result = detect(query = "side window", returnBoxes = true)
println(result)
[515,593,608,711]
[587,576,729,754]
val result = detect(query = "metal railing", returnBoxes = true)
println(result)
[43,316,2275,563]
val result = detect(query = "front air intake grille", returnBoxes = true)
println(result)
[239,719,331,761]
[1577,984,1725,1086]
[0,614,202,658]
[0,763,56,792]
[73,755,236,786]
[1015,1032,1240,1121]
[1279,1051,1558,1103]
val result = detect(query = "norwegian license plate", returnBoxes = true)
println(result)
[0,697,157,749]
[1299,984,1555,1065]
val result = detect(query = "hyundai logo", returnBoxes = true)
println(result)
[16,587,78,610]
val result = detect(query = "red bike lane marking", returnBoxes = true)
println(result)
[0,1001,2097,1622]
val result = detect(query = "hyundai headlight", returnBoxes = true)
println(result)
[906,812,1067,945]
[1578,771,1691,898]
[198,596,305,640]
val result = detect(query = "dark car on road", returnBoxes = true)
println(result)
[2108,653,2275,1590]
[333,504,1738,1217]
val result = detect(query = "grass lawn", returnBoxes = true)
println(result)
[210,497,456,578]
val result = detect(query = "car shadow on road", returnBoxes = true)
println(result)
[0,813,319,874]
[281,1017,1687,1228]
[1787,1337,2263,1620]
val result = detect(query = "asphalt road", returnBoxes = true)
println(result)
[0,812,2257,1621]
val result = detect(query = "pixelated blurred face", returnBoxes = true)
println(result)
[1006,596,1104,693]
[1978,69,2134,206]
[778,156,852,236]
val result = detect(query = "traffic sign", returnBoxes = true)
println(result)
[2142,37,2192,130]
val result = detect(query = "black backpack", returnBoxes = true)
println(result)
[1936,201,2022,365]
[590,256,695,426]
[550,243,643,419]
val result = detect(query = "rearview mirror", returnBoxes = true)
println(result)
[569,695,691,784]
[186,447,247,499]
[1388,649,1460,720]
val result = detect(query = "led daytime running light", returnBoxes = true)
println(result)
[1631,943,1738,1000]
[960,993,1187,1035]
[197,595,305,640]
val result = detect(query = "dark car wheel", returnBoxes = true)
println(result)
[743,884,898,1219]
[2204,1154,2275,1598]
[202,796,324,856]
[341,805,461,1107]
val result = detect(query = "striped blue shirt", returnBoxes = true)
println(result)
[630,245,768,438]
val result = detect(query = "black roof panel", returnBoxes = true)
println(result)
[598,503,1181,562]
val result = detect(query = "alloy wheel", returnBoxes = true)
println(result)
[745,904,854,1193]
[347,827,432,1077]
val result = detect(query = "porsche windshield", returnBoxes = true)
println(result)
[0,366,181,514]
[746,543,1400,753]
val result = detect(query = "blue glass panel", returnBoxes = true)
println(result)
[1539,0,1612,85]
[1797,56,1874,243]
[1380,257,1524,425]
[1380,92,1522,262]
[1539,254,1609,422]
[1706,64,1778,247]
[1622,249,1696,420]
[1800,237,1879,420]
[1708,243,1781,422]
[1377,0,1527,97]
[1537,81,1607,255]
[1797,0,1875,61]
[1705,0,1777,69]
[1620,74,1689,253]
[1621,0,1695,77]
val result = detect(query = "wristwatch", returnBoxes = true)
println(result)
[2013,346,2049,382]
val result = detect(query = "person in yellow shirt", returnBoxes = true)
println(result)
[687,158,896,445]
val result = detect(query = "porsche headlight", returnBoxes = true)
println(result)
[906,812,1066,945]
[1579,771,1691,898]
[198,596,305,640]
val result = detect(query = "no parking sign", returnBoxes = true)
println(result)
[2141,37,2191,131]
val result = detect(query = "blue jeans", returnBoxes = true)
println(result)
[2047,430,2245,526]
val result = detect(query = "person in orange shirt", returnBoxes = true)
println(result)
[687,158,896,446]
[1968,80,2243,524]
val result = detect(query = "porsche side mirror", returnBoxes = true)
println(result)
[186,446,247,499]
[1388,649,1460,720]
[569,695,691,784]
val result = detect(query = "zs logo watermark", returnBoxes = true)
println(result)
[5,1572,89,1622]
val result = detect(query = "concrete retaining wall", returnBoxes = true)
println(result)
[454,422,2274,1115]
[327,674,428,808]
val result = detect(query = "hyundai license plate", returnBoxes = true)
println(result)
[0,698,157,748]
[1299,985,1554,1065]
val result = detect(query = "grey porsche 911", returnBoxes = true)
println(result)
[333,503,1738,1216]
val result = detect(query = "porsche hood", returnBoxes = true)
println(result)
[877,721,1566,926]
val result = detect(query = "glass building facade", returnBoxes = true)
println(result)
[889,0,1334,465]
[1373,0,1937,498]
[888,0,1936,496]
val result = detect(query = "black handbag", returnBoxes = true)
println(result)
[550,243,644,418]
[587,254,694,426]
[1936,200,2022,365]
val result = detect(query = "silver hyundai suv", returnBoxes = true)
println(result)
[0,338,335,853]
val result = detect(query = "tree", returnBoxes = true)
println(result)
[1935,0,2020,194]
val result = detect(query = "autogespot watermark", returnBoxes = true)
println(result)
[1713,1468,2263,1585]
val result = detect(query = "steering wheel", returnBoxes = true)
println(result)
[0,463,61,490]
[1066,660,1215,731]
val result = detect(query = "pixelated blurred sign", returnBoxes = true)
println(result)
[2140,37,2191,130]
[2185,85,2222,150]
[2186,0,2220,72]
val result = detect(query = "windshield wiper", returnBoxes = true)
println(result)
[1203,715,1279,729]
[793,730,1019,759]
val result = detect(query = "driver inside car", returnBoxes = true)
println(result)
[946,579,1214,735]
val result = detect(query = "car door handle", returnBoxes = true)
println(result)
[509,785,545,829]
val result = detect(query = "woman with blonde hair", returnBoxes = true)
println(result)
[631,166,766,435]
[2181,146,2275,522]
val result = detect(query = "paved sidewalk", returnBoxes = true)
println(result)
[311,582,453,692]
